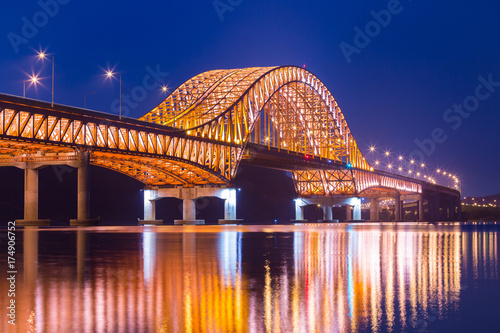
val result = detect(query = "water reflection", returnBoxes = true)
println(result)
[1,225,498,332]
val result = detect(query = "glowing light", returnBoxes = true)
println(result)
[29,75,39,84]
[398,167,402,171]
[420,163,425,168]
[385,151,390,156]
[375,160,380,165]
[398,155,403,161]
[369,146,375,152]
[410,160,415,164]
[387,164,393,169]
[106,70,114,78]
[162,86,168,92]
[416,172,420,176]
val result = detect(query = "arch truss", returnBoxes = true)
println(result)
[141,66,415,195]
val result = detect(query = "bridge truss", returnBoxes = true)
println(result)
[0,66,427,197]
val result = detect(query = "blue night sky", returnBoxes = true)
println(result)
[1,0,499,196]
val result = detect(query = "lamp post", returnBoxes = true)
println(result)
[84,92,96,109]
[105,70,122,119]
[37,51,54,107]
[23,75,39,98]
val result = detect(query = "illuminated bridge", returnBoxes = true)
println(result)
[0,66,460,225]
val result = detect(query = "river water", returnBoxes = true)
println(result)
[1,223,499,332]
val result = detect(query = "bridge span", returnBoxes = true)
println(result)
[0,66,460,225]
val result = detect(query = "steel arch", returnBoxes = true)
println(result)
[140,66,372,178]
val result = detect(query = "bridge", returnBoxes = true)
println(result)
[0,66,460,225]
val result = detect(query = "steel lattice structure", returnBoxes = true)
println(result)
[0,66,431,197]
[140,66,421,196]
[141,66,371,170]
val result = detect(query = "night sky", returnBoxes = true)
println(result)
[1,0,499,199]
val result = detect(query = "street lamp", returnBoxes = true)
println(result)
[84,92,96,109]
[23,75,39,98]
[105,69,122,119]
[37,51,54,107]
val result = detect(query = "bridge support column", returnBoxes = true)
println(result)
[418,194,425,222]
[77,153,90,220]
[183,198,197,221]
[224,188,236,219]
[16,168,50,226]
[426,193,441,222]
[319,205,333,223]
[138,189,163,225]
[323,205,332,220]
[369,198,379,221]
[449,199,456,221]
[454,197,462,221]
[353,198,362,221]
[290,199,308,223]
[345,204,352,221]
[174,187,205,225]
[219,188,243,224]
[394,195,401,222]
[25,168,38,221]
[345,197,362,221]
[71,152,98,226]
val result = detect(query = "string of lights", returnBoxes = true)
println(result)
[366,145,461,191]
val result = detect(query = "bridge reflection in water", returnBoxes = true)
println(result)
[2,225,498,332]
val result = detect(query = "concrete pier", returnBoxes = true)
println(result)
[138,189,163,225]
[419,196,425,221]
[70,153,99,226]
[369,198,379,221]
[293,197,361,222]
[16,168,50,226]
[175,196,205,225]
[394,195,401,221]
[141,186,242,225]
